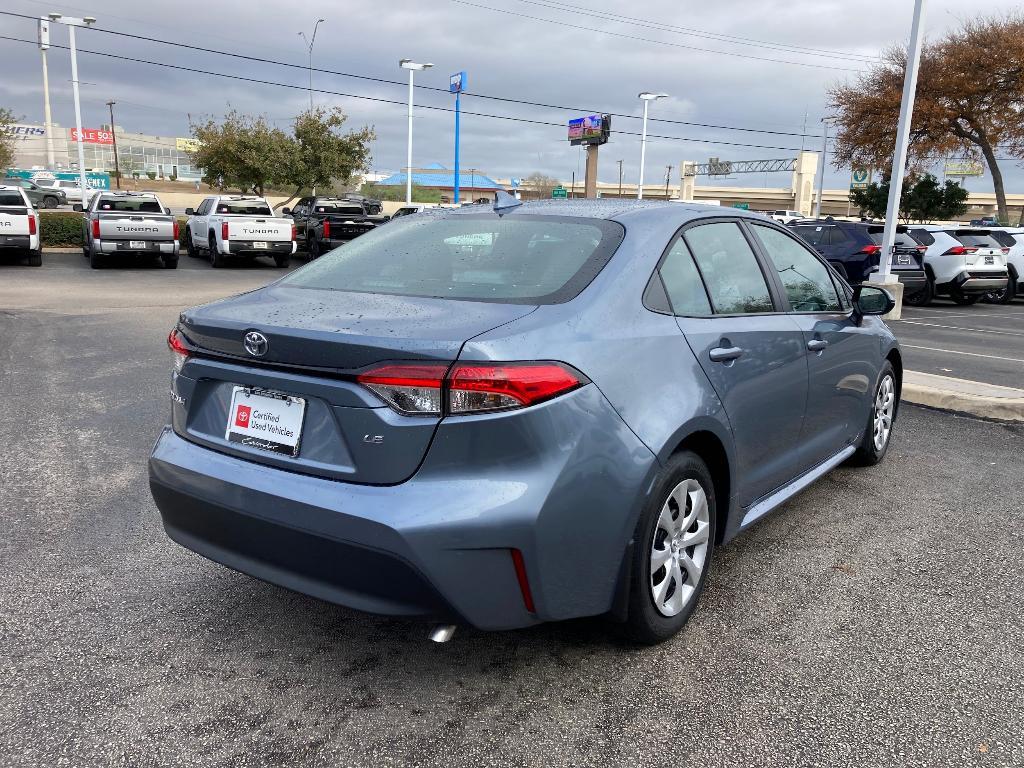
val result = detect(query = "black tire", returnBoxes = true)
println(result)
[621,451,717,645]
[949,290,980,306]
[903,277,934,307]
[850,361,898,467]
[209,236,225,268]
[185,229,198,258]
[26,249,42,267]
[274,254,290,268]
[89,245,104,269]
[308,235,321,259]
[163,256,178,269]
[42,196,59,209]
[983,278,1017,305]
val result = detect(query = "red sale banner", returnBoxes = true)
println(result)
[69,128,114,145]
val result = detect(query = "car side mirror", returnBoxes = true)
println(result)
[72,204,83,212]
[281,207,291,216]
[852,284,894,323]
[184,207,195,216]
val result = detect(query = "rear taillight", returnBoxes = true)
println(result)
[28,215,37,235]
[291,224,297,241]
[943,245,978,256]
[173,220,180,240]
[167,328,190,373]
[859,244,882,256]
[221,221,229,240]
[322,220,330,239]
[91,219,100,239]
[1002,247,1010,254]
[917,246,927,253]
[356,361,587,416]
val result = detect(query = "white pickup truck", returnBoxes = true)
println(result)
[81,191,180,269]
[0,185,42,266]
[184,195,295,268]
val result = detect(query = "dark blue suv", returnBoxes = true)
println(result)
[789,219,927,294]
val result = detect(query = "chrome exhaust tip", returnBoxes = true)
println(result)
[428,624,457,643]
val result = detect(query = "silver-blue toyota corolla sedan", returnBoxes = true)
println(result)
[149,199,901,644]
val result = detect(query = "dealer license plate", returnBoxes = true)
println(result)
[985,255,994,264]
[253,241,268,249]
[129,240,147,249]
[896,254,911,265]
[225,387,306,456]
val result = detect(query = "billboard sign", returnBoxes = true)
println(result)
[568,114,610,146]
[3,124,47,142]
[175,137,200,152]
[69,128,114,145]
[850,167,872,189]
[449,71,466,94]
[551,186,568,199]
[944,160,984,177]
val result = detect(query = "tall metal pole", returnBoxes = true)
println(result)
[406,68,414,205]
[454,89,461,204]
[877,0,927,281]
[617,159,623,198]
[106,101,120,189]
[814,120,828,218]
[664,165,673,199]
[638,99,649,200]
[41,51,55,168]
[68,25,88,200]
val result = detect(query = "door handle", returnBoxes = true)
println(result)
[807,338,829,352]
[709,346,744,363]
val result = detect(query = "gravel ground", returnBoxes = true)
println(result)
[1,255,1022,767]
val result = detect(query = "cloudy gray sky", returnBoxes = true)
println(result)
[1,0,1021,193]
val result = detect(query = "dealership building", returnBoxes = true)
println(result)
[5,122,203,181]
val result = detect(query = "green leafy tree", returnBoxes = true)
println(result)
[189,110,296,195]
[850,173,968,222]
[290,107,374,202]
[524,171,559,199]
[0,108,18,171]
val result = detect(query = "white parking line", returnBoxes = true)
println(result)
[895,320,1024,337]
[902,344,1024,364]
[902,307,1024,318]
[899,311,1024,321]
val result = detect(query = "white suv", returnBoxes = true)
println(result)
[770,210,804,225]
[983,227,1023,303]
[905,225,1009,305]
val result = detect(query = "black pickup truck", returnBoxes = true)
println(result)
[284,195,389,258]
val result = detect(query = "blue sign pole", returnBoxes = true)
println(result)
[450,71,466,204]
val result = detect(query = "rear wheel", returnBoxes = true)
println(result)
[850,362,897,466]
[274,254,290,268]
[983,278,1017,304]
[163,255,178,269]
[26,249,42,267]
[308,235,321,259]
[89,245,104,269]
[209,236,225,268]
[903,277,933,306]
[42,195,59,209]
[949,289,980,306]
[622,451,716,645]
[185,229,197,258]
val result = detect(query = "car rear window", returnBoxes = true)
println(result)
[866,228,920,248]
[988,230,1017,248]
[216,201,273,215]
[952,230,1000,248]
[314,203,364,215]
[282,214,624,304]
[96,197,164,213]
[909,228,935,246]
[0,191,25,206]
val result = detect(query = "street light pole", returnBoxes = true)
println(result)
[814,119,829,218]
[876,0,928,283]
[38,18,55,168]
[637,92,667,200]
[617,159,623,198]
[298,19,325,112]
[399,59,433,206]
[106,100,120,189]
[49,13,97,201]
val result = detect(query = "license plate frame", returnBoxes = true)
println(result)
[225,386,306,457]
[253,241,268,249]
[896,253,911,265]
[985,255,994,265]
[129,240,147,249]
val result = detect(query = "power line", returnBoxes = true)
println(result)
[0,33,809,153]
[448,0,865,72]
[0,9,823,139]
[504,0,881,63]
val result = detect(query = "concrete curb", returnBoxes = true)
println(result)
[903,371,1024,422]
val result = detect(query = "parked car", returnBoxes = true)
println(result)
[770,209,804,225]
[3,176,65,209]
[40,178,95,206]
[81,191,179,269]
[390,204,429,219]
[0,185,42,266]
[150,199,902,644]
[184,195,295,268]
[905,225,1010,305]
[982,227,1023,303]
[789,219,928,299]
[283,196,389,258]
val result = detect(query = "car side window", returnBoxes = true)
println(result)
[828,227,850,245]
[750,224,842,312]
[683,222,775,314]
[658,237,712,316]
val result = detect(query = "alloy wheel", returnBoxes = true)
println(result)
[650,478,711,617]
[873,374,895,452]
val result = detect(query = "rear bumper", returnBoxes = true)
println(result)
[0,234,33,250]
[950,269,1009,293]
[98,239,179,256]
[148,385,657,630]
[893,269,927,291]
[226,240,296,256]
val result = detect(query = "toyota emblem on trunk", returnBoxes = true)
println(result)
[244,331,269,357]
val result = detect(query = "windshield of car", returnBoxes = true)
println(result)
[313,202,364,215]
[95,196,164,213]
[952,230,1001,248]
[282,214,624,304]
[215,201,273,215]
[0,191,26,206]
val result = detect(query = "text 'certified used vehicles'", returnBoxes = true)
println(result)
[184,195,296,268]
[0,185,42,266]
[81,191,180,269]
[150,199,902,644]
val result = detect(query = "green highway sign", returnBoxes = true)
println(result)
[732,202,750,210]
[551,186,568,199]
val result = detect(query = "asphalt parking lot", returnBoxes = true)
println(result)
[1,254,1023,767]
[890,299,1024,389]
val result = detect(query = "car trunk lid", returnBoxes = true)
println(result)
[97,214,175,241]
[226,217,292,242]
